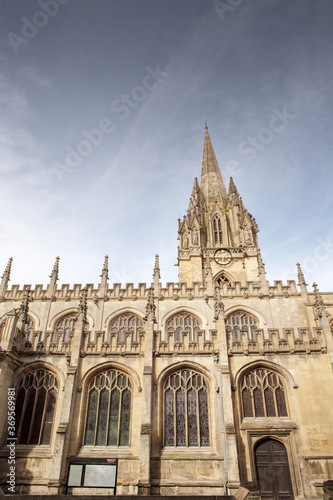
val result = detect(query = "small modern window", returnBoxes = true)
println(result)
[15,369,58,445]
[240,368,288,418]
[164,369,210,447]
[166,312,201,343]
[213,215,223,245]
[84,369,132,447]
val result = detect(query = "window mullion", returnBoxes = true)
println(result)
[106,388,111,446]
[185,386,188,447]
[38,389,49,445]
[27,386,39,444]
[93,389,100,446]
[117,389,122,446]
[17,387,27,442]
[196,388,200,447]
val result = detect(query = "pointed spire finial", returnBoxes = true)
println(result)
[200,125,228,206]
[297,263,307,287]
[101,255,109,280]
[50,256,60,281]
[153,254,161,279]
[0,257,13,298]
[204,118,208,129]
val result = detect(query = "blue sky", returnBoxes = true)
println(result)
[0,0,332,291]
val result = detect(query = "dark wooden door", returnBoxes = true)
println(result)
[255,438,293,500]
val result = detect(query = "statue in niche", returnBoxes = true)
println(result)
[193,230,199,246]
[183,233,189,249]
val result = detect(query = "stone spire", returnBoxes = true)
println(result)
[200,125,228,208]
[0,257,13,298]
[297,263,309,303]
[46,257,59,299]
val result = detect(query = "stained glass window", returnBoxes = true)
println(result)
[225,311,258,340]
[166,312,201,343]
[84,369,132,446]
[110,313,145,342]
[240,368,288,418]
[15,369,58,445]
[164,369,210,447]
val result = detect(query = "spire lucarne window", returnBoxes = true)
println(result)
[213,215,223,245]
[84,369,132,446]
[164,369,210,447]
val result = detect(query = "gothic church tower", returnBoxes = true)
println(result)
[178,125,263,288]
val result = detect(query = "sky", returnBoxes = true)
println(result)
[0,0,332,292]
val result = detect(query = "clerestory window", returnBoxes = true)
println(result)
[110,313,145,343]
[54,314,76,343]
[240,368,288,418]
[225,310,258,340]
[15,369,58,445]
[164,369,210,447]
[84,369,132,447]
[166,312,201,343]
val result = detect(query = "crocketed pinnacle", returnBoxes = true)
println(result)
[153,254,161,279]
[1,257,13,284]
[228,177,239,197]
[200,125,228,208]
[296,263,307,287]
[100,255,109,280]
[49,256,60,281]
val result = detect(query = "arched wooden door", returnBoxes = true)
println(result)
[255,438,293,500]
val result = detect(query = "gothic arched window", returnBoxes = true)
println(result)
[54,314,76,343]
[110,313,145,343]
[225,311,258,340]
[215,273,232,287]
[84,369,132,447]
[213,215,223,245]
[240,368,288,418]
[164,369,210,447]
[166,312,201,342]
[15,369,58,445]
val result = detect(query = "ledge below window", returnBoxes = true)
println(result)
[240,417,298,431]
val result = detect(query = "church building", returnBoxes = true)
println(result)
[0,126,332,498]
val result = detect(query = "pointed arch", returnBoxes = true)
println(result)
[225,309,259,340]
[212,214,223,245]
[13,364,60,445]
[165,310,202,342]
[108,311,145,343]
[214,270,233,287]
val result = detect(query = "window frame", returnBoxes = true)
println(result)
[83,369,132,448]
[14,368,59,446]
[162,368,210,448]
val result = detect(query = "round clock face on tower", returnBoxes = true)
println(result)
[214,248,233,266]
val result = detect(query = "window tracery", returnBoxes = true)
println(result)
[164,369,210,447]
[54,314,77,343]
[225,311,258,340]
[15,368,58,445]
[240,368,288,418]
[84,369,132,447]
[213,215,223,245]
[166,312,201,343]
[109,313,145,343]
[215,273,232,287]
